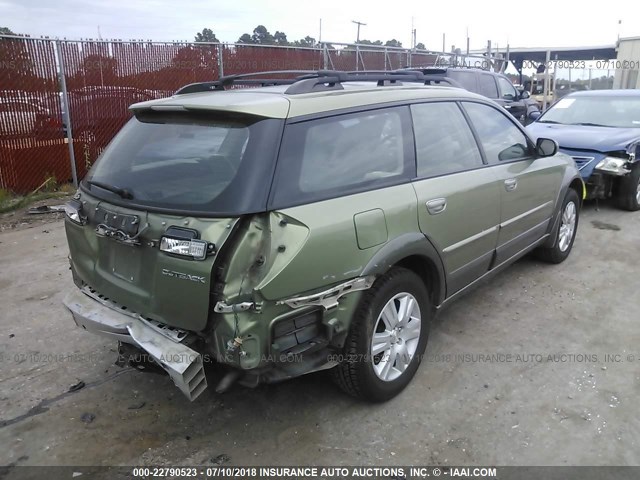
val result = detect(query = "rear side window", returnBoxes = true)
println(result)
[497,76,518,100]
[272,107,412,207]
[463,102,532,162]
[478,74,498,98]
[447,70,477,92]
[411,102,483,177]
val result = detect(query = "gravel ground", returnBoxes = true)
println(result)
[0,201,638,471]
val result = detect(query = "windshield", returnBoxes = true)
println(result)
[538,96,640,128]
[83,112,282,215]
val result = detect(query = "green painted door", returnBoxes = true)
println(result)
[410,102,501,295]
[462,102,563,264]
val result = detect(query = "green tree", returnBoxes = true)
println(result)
[194,28,219,43]
[359,39,383,46]
[0,27,35,90]
[385,39,402,48]
[237,33,253,44]
[293,36,316,47]
[415,42,426,50]
[273,31,289,45]
[251,25,274,45]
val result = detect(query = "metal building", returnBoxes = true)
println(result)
[614,36,640,89]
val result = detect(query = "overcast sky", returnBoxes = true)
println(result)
[2,0,639,51]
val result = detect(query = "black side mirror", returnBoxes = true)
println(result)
[536,137,558,157]
[520,90,530,99]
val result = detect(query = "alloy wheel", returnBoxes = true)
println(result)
[370,293,422,382]
[558,201,577,252]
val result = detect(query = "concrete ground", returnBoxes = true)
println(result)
[0,201,639,469]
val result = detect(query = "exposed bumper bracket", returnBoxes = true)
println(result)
[63,288,207,401]
[277,276,375,310]
[213,301,257,313]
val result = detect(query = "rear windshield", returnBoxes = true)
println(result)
[83,112,282,215]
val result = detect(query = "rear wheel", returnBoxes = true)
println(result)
[536,188,580,264]
[615,166,640,211]
[331,267,430,402]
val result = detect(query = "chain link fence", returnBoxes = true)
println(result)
[0,36,500,193]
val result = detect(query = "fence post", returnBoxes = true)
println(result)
[553,54,558,97]
[543,49,551,111]
[322,43,328,70]
[54,40,78,188]
[355,45,360,71]
[217,44,224,78]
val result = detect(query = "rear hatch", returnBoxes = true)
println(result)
[65,110,283,332]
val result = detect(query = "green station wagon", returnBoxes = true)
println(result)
[63,71,584,402]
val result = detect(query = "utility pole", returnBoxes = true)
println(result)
[411,17,415,49]
[352,20,366,43]
[466,27,469,56]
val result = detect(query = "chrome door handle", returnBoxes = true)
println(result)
[426,198,447,215]
[504,178,518,192]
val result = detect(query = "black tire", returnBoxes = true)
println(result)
[535,188,580,264]
[330,267,430,402]
[615,165,640,211]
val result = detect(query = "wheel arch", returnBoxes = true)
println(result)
[361,233,446,307]
[543,173,583,248]
[569,177,585,207]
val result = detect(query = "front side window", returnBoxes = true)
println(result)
[478,74,498,98]
[272,107,411,207]
[463,102,532,162]
[411,102,483,177]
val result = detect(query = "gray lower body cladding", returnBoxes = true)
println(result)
[63,287,207,401]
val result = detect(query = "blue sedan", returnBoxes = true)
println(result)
[527,90,640,210]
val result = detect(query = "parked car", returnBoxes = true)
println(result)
[69,86,154,142]
[555,83,589,100]
[407,67,541,124]
[524,73,556,110]
[0,99,61,138]
[527,89,640,210]
[63,70,583,402]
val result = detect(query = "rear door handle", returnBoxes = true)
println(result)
[504,178,518,192]
[426,198,447,215]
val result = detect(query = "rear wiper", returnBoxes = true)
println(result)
[87,180,134,200]
[537,120,563,124]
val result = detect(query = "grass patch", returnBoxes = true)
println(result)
[0,180,75,214]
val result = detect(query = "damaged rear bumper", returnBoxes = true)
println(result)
[63,287,207,401]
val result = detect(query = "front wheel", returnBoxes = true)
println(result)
[535,188,580,264]
[331,267,430,402]
[615,166,640,211]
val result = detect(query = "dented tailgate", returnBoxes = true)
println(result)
[66,193,239,332]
